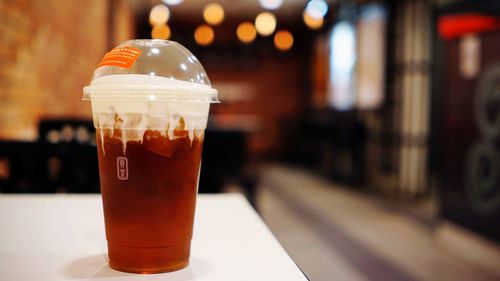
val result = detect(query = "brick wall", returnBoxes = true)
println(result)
[0,1,112,140]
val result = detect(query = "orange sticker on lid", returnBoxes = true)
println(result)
[98,46,142,69]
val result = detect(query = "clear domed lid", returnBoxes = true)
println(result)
[83,39,218,102]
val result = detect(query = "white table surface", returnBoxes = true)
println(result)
[0,194,307,281]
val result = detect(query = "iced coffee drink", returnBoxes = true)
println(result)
[83,40,218,273]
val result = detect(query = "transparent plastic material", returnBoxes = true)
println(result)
[83,39,218,102]
[83,39,218,140]
[82,40,217,274]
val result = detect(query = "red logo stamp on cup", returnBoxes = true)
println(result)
[116,157,128,180]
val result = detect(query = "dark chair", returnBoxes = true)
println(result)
[38,118,100,193]
[0,140,100,193]
[0,118,100,193]
[38,118,95,146]
[0,141,42,193]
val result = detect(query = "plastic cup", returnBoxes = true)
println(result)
[83,40,218,273]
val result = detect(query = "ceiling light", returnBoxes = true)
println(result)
[274,30,294,51]
[151,24,171,40]
[149,4,170,26]
[303,10,324,29]
[255,12,277,36]
[203,3,224,26]
[194,24,215,46]
[305,0,328,19]
[237,22,257,43]
[259,0,283,10]
[162,0,183,5]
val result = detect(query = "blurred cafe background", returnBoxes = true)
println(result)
[1,0,499,280]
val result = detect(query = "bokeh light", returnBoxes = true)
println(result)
[305,0,328,19]
[149,4,170,26]
[274,30,294,51]
[151,24,171,40]
[194,24,215,46]
[203,3,225,26]
[303,10,324,29]
[162,0,183,5]
[237,22,257,44]
[255,12,277,36]
[259,0,283,10]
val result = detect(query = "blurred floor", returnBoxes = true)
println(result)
[255,165,500,281]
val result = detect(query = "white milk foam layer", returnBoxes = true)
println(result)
[88,75,212,154]
[89,74,215,92]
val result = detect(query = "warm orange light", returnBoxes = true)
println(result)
[151,24,171,40]
[236,22,257,44]
[303,10,324,30]
[274,30,294,51]
[149,4,170,26]
[194,25,214,46]
[203,3,224,26]
[255,12,277,36]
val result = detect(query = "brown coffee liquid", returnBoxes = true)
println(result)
[96,118,203,273]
